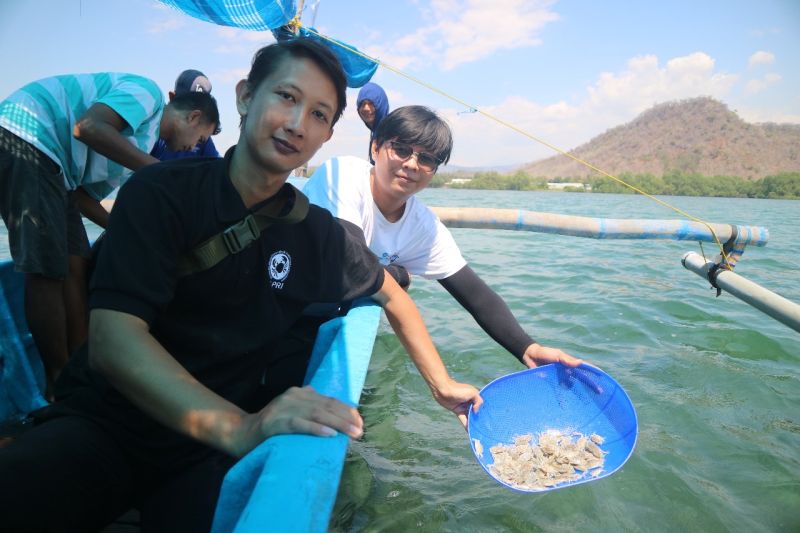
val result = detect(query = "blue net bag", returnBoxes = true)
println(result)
[467,363,637,492]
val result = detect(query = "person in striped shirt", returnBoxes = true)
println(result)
[0,72,220,397]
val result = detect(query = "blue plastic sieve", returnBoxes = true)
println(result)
[467,363,638,493]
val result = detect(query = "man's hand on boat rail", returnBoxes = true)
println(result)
[232,385,363,457]
[521,343,583,369]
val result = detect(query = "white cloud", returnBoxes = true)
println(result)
[382,88,407,108]
[737,106,800,125]
[310,89,584,168]
[749,27,782,38]
[587,52,738,116]
[395,52,744,167]
[365,0,559,71]
[311,48,796,169]
[450,97,586,164]
[748,51,775,68]
[363,44,416,72]
[745,73,782,94]
[211,26,276,54]
[147,13,187,33]
[214,68,251,84]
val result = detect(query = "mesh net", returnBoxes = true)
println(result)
[467,363,637,492]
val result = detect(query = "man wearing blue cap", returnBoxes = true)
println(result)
[150,69,221,160]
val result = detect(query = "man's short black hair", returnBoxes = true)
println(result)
[373,106,453,166]
[246,37,347,126]
[170,92,221,135]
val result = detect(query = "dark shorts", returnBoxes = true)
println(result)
[0,127,90,279]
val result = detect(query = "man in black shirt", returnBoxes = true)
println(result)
[0,39,482,532]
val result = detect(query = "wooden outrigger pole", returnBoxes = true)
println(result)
[431,206,800,333]
[682,252,800,333]
[430,207,769,246]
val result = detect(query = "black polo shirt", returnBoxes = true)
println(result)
[85,149,383,417]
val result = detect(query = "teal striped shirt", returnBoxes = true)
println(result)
[0,73,163,199]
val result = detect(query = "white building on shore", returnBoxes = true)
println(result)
[547,182,592,191]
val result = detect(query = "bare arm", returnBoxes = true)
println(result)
[74,187,110,228]
[371,274,482,425]
[73,103,160,171]
[89,308,363,458]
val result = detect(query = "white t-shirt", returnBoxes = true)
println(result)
[303,156,466,280]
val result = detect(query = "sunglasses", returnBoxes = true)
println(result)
[387,141,442,172]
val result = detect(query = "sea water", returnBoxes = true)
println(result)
[329,191,800,533]
[2,191,798,532]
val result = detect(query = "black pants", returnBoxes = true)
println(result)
[0,313,335,533]
[0,415,235,533]
[252,314,327,409]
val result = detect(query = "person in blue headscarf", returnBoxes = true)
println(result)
[356,82,389,164]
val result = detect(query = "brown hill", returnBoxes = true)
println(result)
[520,97,800,180]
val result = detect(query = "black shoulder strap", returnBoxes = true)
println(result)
[177,185,309,277]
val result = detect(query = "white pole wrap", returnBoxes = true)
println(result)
[430,207,769,245]
[682,252,800,333]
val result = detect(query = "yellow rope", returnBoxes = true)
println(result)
[299,24,733,267]
[285,15,301,34]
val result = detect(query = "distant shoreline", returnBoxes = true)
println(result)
[429,171,800,200]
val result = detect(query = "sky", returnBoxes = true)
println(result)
[1,0,798,170]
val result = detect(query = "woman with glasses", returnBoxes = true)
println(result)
[303,105,581,371]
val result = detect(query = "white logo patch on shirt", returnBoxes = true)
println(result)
[268,250,291,289]
[379,252,400,265]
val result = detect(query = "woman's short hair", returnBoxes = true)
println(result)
[373,106,453,165]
